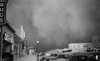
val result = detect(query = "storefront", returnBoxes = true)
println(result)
[19,40,23,57]
[2,32,14,53]
[14,34,23,59]
[2,22,15,61]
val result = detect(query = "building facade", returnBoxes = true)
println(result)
[92,35,100,52]
[2,23,15,54]
[14,34,23,59]
[1,22,15,61]
[68,43,93,53]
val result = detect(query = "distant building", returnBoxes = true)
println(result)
[92,35,100,52]
[68,43,93,53]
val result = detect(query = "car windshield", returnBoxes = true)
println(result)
[62,50,72,53]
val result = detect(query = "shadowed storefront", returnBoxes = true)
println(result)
[2,22,15,61]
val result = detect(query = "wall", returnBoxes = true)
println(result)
[2,24,15,53]
[92,35,100,48]
[68,43,93,53]
[14,34,23,59]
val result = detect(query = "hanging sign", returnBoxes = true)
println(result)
[0,0,7,23]
[4,32,14,43]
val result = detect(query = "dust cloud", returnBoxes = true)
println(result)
[7,0,100,51]
[33,0,100,48]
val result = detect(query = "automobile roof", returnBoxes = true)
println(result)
[72,52,100,56]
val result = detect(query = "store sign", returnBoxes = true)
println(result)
[4,32,14,43]
[0,0,6,23]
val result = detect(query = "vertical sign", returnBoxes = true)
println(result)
[0,0,6,23]
[0,0,8,61]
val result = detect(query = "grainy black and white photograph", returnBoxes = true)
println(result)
[0,0,100,61]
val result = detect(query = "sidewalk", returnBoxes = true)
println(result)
[14,55,37,61]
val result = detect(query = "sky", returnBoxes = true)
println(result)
[6,0,100,52]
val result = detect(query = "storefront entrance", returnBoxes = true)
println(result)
[2,40,13,61]
[2,40,12,53]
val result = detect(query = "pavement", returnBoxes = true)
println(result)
[14,54,68,61]
[14,54,37,61]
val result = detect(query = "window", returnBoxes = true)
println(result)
[78,45,80,48]
[73,46,75,48]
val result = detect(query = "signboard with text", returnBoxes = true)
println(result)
[0,0,7,23]
[4,32,14,43]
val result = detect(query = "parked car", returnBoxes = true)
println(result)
[40,53,59,61]
[45,53,58,61]
[40,56,46,61]
[39,52,45,56]
[70,54,88,61]
[40,53,52,61]
[69,52,100,61]
[88,52,100,61]
[56,53,70,61]
[58,54,69,58]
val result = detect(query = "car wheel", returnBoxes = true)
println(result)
[46,59,50,61]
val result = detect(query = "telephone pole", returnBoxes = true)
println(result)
[36,41,39,61]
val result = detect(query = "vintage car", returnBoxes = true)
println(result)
[69,52,100,61]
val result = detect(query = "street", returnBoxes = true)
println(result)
[0,0,100,61]
[14,55,37,61]
[14,55,68,61]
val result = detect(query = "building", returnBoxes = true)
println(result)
[2,23,15,53]
[92,35,100,52]
[68,43,93,53]
[22,38,28,56]
[1,22,15,61]
[19,39,23,57]
[14,34,23,59]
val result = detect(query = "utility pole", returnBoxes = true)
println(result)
[0,0,8,61]
[36,41,39,61]
[25,38,27,55]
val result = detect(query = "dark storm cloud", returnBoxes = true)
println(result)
[7,0,41,45]
[7,0,100,51]
[33,0,100,47]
